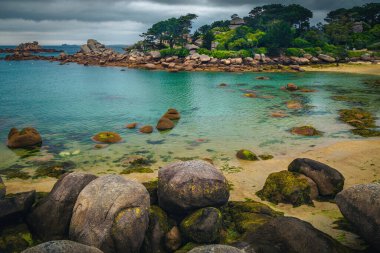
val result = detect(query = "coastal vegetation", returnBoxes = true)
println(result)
[131,3,380,60]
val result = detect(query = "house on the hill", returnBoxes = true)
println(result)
[229,14,245,29]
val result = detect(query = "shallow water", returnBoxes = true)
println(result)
[0,58,379,176]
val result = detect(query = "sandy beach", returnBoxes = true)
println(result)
[304,62,380,76]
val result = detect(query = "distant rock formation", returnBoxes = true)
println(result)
[80,39,113,55]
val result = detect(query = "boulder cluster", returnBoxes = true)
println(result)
[2,158,378,253]
[0,41,61,54]
[257,158,345,207]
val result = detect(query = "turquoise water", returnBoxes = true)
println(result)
[0,58,379,174]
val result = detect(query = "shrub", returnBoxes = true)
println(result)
[368,42,380,50]
[347,50,368,58]
[159,48,189,58]
[285,48,304,57]
[196,49,253,59]
[303,47,321,56]
[291,38,311,48]
[254,47,267,54]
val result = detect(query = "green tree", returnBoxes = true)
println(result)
[202,30,215,50]
[261,21,294,55]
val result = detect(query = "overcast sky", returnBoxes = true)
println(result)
[0,0,378,45]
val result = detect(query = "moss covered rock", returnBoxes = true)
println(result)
[219,201,283,244]
[256,171,314,207]
[180,207,222,243]
[142,205,171,253]
[143,180,158,205]
[92,131,122,143]
[236,149,258,161]
[34,161,76,178]
[7,127,42,149]
[339,108,375,129]
[290,126,322,136]
[0,223,36,253]
[351,128,380,137]
[259,154,274,160]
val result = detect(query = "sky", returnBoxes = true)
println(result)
[0,0,379,45]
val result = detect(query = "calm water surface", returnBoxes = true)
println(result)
[0,55,379,174]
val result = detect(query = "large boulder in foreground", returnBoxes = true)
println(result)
[288,158,344,197]
[246,217,350,253]
[180,207,222,243]
[27,173,97,241]
[69,175,150,253]
[158,160,229,213]
[7,127,42,148]
[335,183,380,251]
[0,191,35,221]
[188,245,244,253]
[21,240,104,253]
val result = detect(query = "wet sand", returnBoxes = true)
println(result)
[304,63,380,76]
[4,138,380,249]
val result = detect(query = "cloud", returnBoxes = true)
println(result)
[0,0,378,45]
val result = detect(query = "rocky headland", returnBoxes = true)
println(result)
[2,39,380,73]
[0,41,62,54]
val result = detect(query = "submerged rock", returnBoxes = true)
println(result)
[288,158,344,197]
[290,126,322,136]
[286,100,303,110]
[7,127,42,149]
[256,171,314,207]
[236,149,258,161]
[336,183,380,251]
[158,160,229,213]
[69,175,150,253]
[285,83,298,91]
[156,117,174,131]
[180,207,222,243]
[125,122,137,129]
[256,76,270,80]
[339,108,376,129]
[21,240,104,253]
[140,125,154,134]
[246,217,350,253]
[27,173,97,241]
[163,108,181,120]
[34,161,76,178]
[188,245,244,253]
[92,132,122,143]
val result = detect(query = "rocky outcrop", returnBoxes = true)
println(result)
[0,41,62,53]
[246,217,350,253]
[158,160,229,213]
[288,158,344,197]
[0,191,36,221]
[180,207,222,243]
[7,127,42,148]
[27,173,97,241]
[81,39,107,54]
[69,175,150,253]
[188,245,244,253]
[335,183,380,251]
[21,240,104,253]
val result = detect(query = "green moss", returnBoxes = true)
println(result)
[34,161,75,178]
[1,169,31,180]
[0,223,37,253]
[219,200,282,244]
[339,108,376,129]
[120,167,154,174]
[290,126,322,136]
[236,149,258,161]
[256,170,313,207]
[351,128,380,137]
[259,154,274,160]
[331,95,361,103]
[221,163,243,173]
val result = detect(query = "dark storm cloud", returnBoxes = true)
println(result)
[0,0,379,44]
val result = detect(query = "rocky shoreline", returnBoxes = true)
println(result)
[1,158,379,253]
[2,39,379,73]
[0,41,62,54]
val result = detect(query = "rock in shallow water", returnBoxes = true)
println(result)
[335,183,380,251]
[158,160,229,213]
[21,240,104,253]
[288,158,344,197]
[92,132,122,143]
[27,172,97,241]
[7,127,42,149]
[69,175,150,253]
[236,149,258,161]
